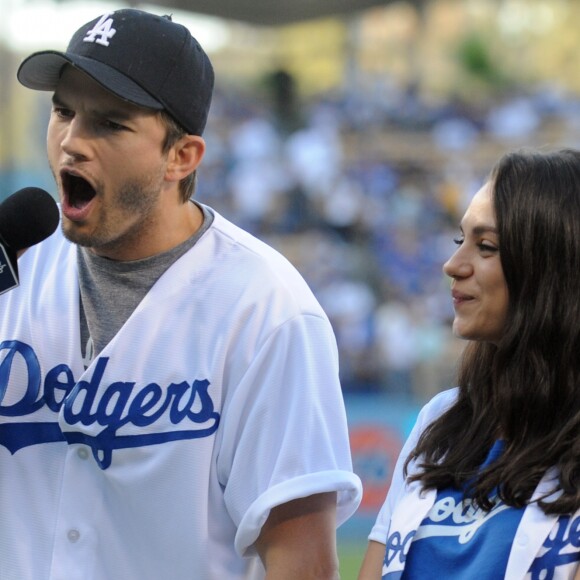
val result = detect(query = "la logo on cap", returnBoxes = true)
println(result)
[17,8,215,136]
[84,13,117,47]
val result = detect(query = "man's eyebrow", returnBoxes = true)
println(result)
[94,108,135,121]
[50,93,135,121]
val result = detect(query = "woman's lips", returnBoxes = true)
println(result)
[451,290,474,306]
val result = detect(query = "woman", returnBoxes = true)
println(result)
[358,148,580,579]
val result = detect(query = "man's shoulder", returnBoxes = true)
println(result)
[200,208,326,319]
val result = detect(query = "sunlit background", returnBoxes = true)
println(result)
[2,1,579,576]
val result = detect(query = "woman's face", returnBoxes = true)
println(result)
[443,183,509,344]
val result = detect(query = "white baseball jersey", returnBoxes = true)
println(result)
[0,207,362,580]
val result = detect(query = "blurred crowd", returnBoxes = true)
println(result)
[192,74,580,403]
[197,73,580,402]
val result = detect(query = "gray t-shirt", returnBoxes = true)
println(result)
[78,202,214,366]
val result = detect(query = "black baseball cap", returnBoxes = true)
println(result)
[17,8,214,136]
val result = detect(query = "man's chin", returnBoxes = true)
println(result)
[61,222,95,248]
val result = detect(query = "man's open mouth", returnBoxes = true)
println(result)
[62,172,97,210]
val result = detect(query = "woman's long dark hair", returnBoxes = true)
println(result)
[405,148,580,515]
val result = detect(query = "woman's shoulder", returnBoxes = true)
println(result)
[417,387,459,425]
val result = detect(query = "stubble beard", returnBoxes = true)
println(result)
[61,169,165,255]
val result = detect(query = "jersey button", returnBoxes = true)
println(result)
[516,533,529,547]
[67,529,81,543]
[77,447,89,460]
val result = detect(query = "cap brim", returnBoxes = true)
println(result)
[17,51,163,110]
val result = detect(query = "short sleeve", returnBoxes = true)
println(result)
[215,313,363,556]
[368,388,459,544]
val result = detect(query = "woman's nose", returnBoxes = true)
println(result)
[443,250,472,279]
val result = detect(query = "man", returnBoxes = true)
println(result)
[0,9,361,579]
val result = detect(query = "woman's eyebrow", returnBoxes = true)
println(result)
[472,225,498,235]
[459,224,498,235]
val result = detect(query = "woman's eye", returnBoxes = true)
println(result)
[478,243,498,252]
[453,237,464,246]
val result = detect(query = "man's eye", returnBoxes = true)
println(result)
[54,107,73,119]
[103,120,126,131]
[452,237,464,246]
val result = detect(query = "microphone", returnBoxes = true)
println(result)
[0,187,60,296]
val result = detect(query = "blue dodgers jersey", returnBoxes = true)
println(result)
[400,441,521,578]
[383,441,580,579]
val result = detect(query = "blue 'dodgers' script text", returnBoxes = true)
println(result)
[0,340,220,468]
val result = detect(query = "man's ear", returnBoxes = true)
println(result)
[165,135,205,183]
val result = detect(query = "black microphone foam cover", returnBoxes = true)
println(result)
[0,187,60,252]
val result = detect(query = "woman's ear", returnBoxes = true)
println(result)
[165,135,206,184]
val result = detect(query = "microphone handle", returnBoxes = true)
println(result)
[0,237,19,296]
